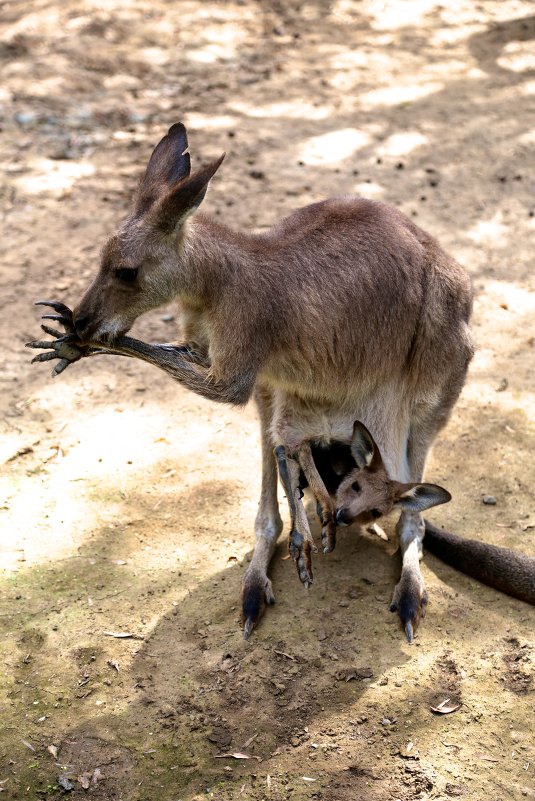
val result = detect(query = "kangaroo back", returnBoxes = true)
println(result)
[424,521,535,605]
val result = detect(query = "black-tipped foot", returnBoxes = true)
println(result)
[241,576,275,640]
[390,575,428,642]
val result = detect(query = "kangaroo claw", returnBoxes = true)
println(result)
[243,617,255,640]
[40,313,74,329]
[390,571,428,642]
[289,529,313,586]
[321,519,337,554]
[35,300,73,318]
[241,574,275,639]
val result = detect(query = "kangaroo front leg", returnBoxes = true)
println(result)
[390,510,427,642]
[275,446,316,588]
[28,302,255,405]
[242,390,283,639]
[297,443,337,554]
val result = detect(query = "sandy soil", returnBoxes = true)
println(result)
[1,1,534,799]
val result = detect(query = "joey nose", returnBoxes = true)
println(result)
[336,508,351,526]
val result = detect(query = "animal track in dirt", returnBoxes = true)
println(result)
[501,637,533,695]
[429,653,462,708]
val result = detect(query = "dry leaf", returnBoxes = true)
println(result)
[107,659,120,672]
[78,774,91,790]
[21,740,36,752]
[215,752,260,761]
[476,753,499,763]
[431,698,461,715]
[103,631,144,640]
[47,744,58,759]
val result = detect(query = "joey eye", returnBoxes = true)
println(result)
[115,267,139,283]
[370,508,382,519]
[351,481,361,492]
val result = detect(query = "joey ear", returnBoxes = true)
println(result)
[150,154,225,233]
[350,421,376,469]
[394,483,451,513]
[135,123,191,214]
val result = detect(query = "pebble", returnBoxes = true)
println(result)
[482,495,497,505]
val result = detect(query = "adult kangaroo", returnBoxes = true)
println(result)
[28,123,475,640]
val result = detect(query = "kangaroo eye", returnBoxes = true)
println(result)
[351,481,361,492]
[115,267,138,283]
[370,508,382,519]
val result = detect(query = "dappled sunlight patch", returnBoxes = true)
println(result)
[466,213,510,248]
[138,47,170,66]
[352,180,384,198]
[367,0,440,30]
[329,47,393,73]
[13,158,95,196]
[498,40,535,73]
[184,20,249,63]
[186,113,238,130]
[430,23,483,46]
[297,128,371,166]
[483,280,535,316]
[461,379,535,420]
[359,81,443,109]
[378,131,428,157]
[229,99,332,121]
[518,82,535,98]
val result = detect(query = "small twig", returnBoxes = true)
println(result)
[273,649,296,661]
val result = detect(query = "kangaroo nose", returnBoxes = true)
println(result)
[336,508,351,526]
[74,315,91,335]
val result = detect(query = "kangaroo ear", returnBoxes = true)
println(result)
[136,123,192,214]
[150,154,225,233]
[350,421,376,469]
[394,483,451,512]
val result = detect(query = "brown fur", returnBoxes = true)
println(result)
[71,124,475,640]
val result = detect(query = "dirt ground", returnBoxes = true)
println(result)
[1,1,534,799]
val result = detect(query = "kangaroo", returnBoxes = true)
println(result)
[309,423,535,619]
[27,122,475,641]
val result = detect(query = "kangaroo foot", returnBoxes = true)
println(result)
[241,572,276,640]
[389,569,428,643]
[289,529,314,588]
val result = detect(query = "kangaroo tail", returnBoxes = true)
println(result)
[423,521,535,606]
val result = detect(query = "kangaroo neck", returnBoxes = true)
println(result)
[178,213,254,305]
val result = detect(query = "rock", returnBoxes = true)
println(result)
[482,495,497,505]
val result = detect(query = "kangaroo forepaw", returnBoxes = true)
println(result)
[27,301,88,376]
[289,529,314,588]
[389,571,428,643]
[241,575,275,640]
